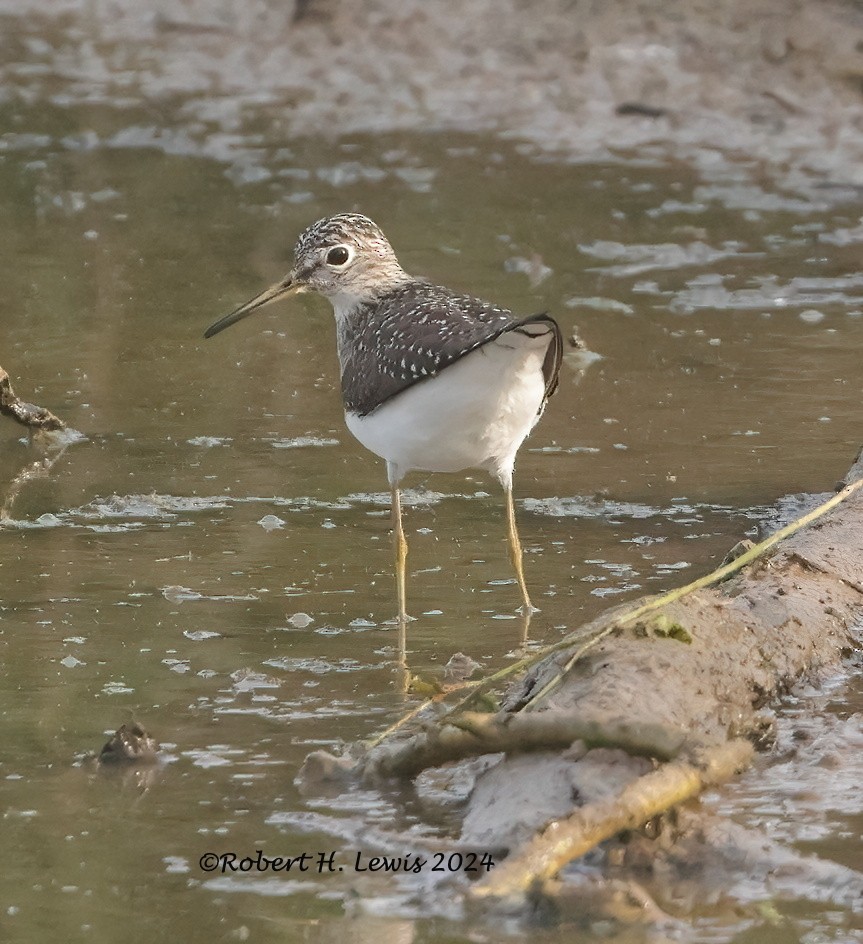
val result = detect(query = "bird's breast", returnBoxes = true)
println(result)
[342,334,549,483]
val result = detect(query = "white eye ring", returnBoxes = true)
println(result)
[325,245,353,267]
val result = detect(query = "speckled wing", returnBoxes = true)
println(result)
[339,281,562,417]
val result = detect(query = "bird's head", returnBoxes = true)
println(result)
[204,213,408,338]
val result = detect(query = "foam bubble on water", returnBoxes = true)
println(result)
[187,436,232,447]
[287,612,314,628]
[270,436,340,449]
[257,514,285,531]
[578,239,751,277]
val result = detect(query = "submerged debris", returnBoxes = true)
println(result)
[97,722,159,765]
[0,365,65,431]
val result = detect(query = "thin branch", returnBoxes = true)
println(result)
[363,711,686,780]
[470,739,753,902]
[451,712,687,762]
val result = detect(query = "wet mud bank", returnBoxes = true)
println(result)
[5,1,863,180]
[307,450,863,917]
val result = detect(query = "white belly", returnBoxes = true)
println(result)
[344,334,549,487]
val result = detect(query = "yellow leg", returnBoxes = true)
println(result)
[391,484,408,622]
[505,485,534,613]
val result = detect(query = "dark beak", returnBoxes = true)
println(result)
[203,275,300,339]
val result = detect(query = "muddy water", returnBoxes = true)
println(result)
[2,107,863,942]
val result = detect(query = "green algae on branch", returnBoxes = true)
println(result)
[640,613,692,644]
[0,365,65,431]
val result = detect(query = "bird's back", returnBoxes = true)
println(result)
[337,280,562,418]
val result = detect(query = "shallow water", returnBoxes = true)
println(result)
[2,29,863,944]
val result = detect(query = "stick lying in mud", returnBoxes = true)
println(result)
[470,739,753,901]
[0,365,65,431]
[363,712,688,781]
[302,447,863,908]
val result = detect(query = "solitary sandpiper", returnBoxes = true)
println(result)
[204,213,562,621]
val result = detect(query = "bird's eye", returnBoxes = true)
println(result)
[326,246,351,266]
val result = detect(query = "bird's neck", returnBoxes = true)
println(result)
[331,296,377,375]
[326,260,412,318]
[328,289,377,322]
[327,277,410,320]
